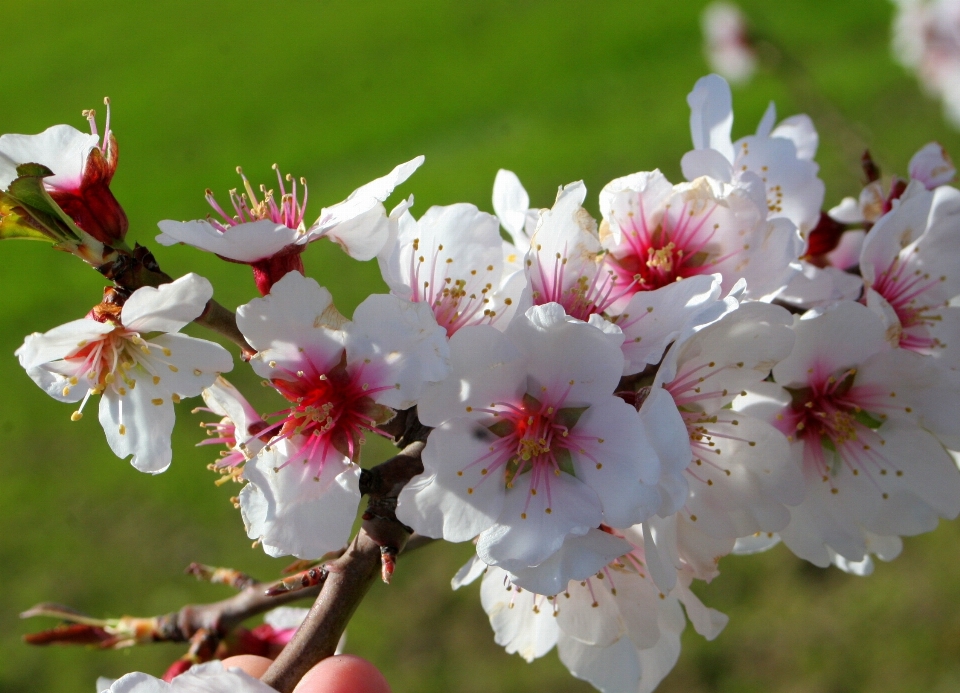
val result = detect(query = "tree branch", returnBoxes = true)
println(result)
[22,574,322,649]
[97,243,255,356]
[261,441,426,693]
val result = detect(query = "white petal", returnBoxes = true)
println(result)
[640,388,691,517]
[315,156,424,230]
[573,398,662,527]
[477,472,602,570]
[675,579,728,640]
[0,124,98,190]
[141,333,233,398]
[687,74,735,162]
[492,169,532,246]
[732,532,781,554]
[236,272,345,379]
[17,319,114,370]
[99,378,174,474]
[506,303,625,405]
[614,274,722,374]
[556,578,624,648]
[240,440,361,559]
[599,170,674,249]
[480,567,559,662]
[773,301,886,388]
[557,634,641,693]
[344,293,450,409]
[507,529,631,596]
[105,672,168,693]
[155,219,299,263]
[679,148,734,183]
[314,202,391,261]
[417,324,525,427]
[451,555,487,589]
[909,142,956,188]
[121,274,214,334]
[771,114,820,160]
[396,419,506,542]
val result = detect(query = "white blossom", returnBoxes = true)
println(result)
[16,274,233,473]
[378,202,525,335]
[639,301,802,582]
[397,304,665,589]
[860,180,960,367]
[236,271,449,559]
[682,74,825,236]
[156,156,423,265]
[599,169,802,302]
[737,301,960,567]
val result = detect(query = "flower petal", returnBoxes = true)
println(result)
[121,274,214,334]
[99,377,174,474]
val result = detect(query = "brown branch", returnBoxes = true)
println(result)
[96,243,254,356]
[261,441,427,693]
[22,575,322,649]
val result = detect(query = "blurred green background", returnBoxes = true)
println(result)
[2,1,960,692]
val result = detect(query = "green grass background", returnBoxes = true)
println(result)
[2,1,960,691]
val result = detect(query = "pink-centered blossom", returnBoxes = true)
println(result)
[195,377,269,475]
[378,202,526,336]
[397,303,664,588]
[526,178,728,375]
[599,170,802,302]
[157,156,423,294]
[639,301,802,583]
[16,274,233,473]
[861,180,960,367]
[737,301,960,567]
[236,271,449,559]
[0,99,127,244]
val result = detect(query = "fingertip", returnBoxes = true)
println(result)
[292,654,391,693]
[221,654,274,680]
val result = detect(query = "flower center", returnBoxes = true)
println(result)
[457,385,601,517]
[408,238,505,335]
[205,165,308,233]
[871,258,949,353]
[608,200,740,295]
[776,366,905,494]
[259,360,393,478]
[528,246,633,321]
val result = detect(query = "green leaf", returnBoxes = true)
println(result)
[521,392,543,413]
[854,409,884,430]
[486,419,515,438]
[554,447,576,477]
[4,165,82,245]
[0,193,54,242]
[555,405,589,430]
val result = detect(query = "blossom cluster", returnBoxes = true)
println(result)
[4,72,960,693]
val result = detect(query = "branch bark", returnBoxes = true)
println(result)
[97,242,255,356]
